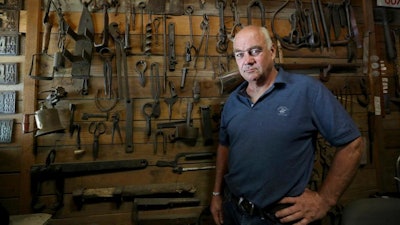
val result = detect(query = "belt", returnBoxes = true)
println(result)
[230,194,291,220]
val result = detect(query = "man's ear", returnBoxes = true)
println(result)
[270,44,277,59]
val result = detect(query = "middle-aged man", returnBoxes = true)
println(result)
[210,25,364,225]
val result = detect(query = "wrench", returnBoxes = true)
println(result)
[94,2,110,52]
[194,14,210,69]
[184,6,196,63]
[138,1,146,52]
[229,0,242,40]
[135,60,147,87]
[216,0,228,53]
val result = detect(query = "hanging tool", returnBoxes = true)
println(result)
[95,47,118,112]
[89,121,106,160]
[154,130,167,154]
[73,182,196,210]
[162,14,170,92]
[192,80,201,103]
[94,1,110,52]
[147,0,166,14]
[200,105,214,146]
[170,101,199,146]
[168,22,177,71]
[374,7,396,61]
[229,0,242,40]
[317,0,330,49]
[144,12,153,56]
[30,158,148,212]
[156,151,216,173]
[135,60,147,87]
[142,62,161,136]
[69,103,77,137]
[138,1,146,52]
[184,6,196,64]
[124,0,132,50]
[109,22,134,153]
[73,124,85,155]
[62,0,94,79]
[99,47,114,97]
[153,17,161,46]
[131,0,136,30]
[168,0,184,15]
[111,112,123,144]
[164,80,178,120]
[194,14,210,69]
[216,0,228,53]
[247,0,265,27]
[180,67,188,89]
[199,0,206,9]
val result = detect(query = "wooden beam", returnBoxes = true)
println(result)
[19,1,41,213]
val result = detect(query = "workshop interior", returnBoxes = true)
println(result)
[0,0,400,224]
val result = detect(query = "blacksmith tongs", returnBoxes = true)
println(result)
[111,112,123,144]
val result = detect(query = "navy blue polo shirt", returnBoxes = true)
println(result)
[219,69,361,208]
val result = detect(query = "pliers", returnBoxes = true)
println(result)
[112,112,123,144]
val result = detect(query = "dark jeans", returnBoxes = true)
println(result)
[222,197,291,225]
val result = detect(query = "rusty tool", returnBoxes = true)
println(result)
[109,22,134,153]
[156,151,216,173]
[30,158,148,212]
[164,80,178,120]
[73,124,85,155]
[111,112,123,144]
[147,0,166,14]
[170,101,199,146]
[374,7,396,61]
[89,121,106,160]
[69,103,77,137]
[72,182,196,210]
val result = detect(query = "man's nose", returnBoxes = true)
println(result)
[243,54,255,65]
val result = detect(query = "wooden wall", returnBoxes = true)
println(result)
[0,0,399,224]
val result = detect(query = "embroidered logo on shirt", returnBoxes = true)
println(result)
[277,106,289,116]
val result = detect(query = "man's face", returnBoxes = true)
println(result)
[233,28,276,82]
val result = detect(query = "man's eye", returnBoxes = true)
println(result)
[249,49,262,56]
[234,52,244,58]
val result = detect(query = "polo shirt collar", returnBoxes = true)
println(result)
[237,68,287,97]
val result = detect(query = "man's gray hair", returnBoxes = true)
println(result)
[260,27,273,50]
[233,26,274,50]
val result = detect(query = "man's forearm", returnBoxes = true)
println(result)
[213,144,229,194]
[318,137,364,207]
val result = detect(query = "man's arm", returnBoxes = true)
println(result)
[210,144,229,225]
[276,136,364,225]
[318,136,364,207]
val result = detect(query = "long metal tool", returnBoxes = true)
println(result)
[109,22,134,153]
[30,158,148,212]
[168,22,177,71]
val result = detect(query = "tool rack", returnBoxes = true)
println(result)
[1,1,399,225]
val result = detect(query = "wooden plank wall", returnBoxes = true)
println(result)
[2,0,400,224]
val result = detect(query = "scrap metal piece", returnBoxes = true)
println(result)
[0,119,13,143]
[0,91,16,113]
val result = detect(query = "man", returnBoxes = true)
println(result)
[210,25,364,225]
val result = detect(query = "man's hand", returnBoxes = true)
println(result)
[210,195,224,225]
[274,188,331,225]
